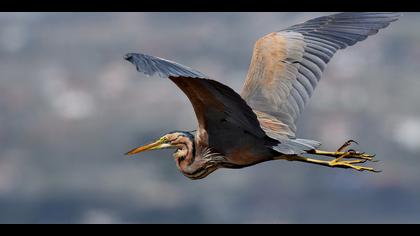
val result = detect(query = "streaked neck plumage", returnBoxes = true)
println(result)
[171,131,222,180]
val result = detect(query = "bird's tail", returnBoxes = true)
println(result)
[272,138,322,155]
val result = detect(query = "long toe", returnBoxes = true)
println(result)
[328,160,379,173]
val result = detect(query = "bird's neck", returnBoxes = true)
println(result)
[174,136,220,180]
[173,134,196,169]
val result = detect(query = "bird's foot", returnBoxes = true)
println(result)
[327,158,380,172]
[285,154,380,173]
[309,149,377,162]
[327,152,380,172]
[308,139,377,162]
[346,150,377,162]
[301,140,380,172]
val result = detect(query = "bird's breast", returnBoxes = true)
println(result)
[223,144,273,168]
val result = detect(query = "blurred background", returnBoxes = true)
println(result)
[0,12,419,223]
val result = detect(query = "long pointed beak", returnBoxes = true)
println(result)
[125,139,171,156]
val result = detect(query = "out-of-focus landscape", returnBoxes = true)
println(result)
[0,12,419,223]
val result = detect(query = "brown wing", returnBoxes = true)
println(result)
[124,53,267,154]
[241,12,401,139]
[168,76,267,146]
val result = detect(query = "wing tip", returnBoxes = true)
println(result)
[124,52,209,79]
[124,53,134,61]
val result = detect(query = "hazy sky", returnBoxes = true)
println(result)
[0,12,419,223]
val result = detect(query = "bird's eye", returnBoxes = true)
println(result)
[160,137,169,143]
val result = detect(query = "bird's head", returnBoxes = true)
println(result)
[126,130,221,180]
[125,131,195,159]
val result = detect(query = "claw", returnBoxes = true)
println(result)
[345,159,367,164]
[347,140,359,145]
[349,151,377,162]
[337,140,359,152]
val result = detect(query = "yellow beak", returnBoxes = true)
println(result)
[125,138,173,156]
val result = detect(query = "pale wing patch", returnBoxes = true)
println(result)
[254,110,294,139]
[241,13,400,140]
[241,31,305,137]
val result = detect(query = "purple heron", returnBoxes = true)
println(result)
[124,12,400,179]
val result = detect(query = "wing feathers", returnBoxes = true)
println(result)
[241,12,400,138]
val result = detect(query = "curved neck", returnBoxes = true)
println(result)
[173,134,217,180]
[173,134,195,168]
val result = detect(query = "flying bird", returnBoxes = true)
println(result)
[124,12,400,180]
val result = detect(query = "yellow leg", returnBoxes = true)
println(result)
[284,155,380,173]
[307,139,377,162]
[280,139,379,172]
[309,150,376,161]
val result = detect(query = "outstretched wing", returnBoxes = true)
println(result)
[241,12,400,139]
[124,53,267,153]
